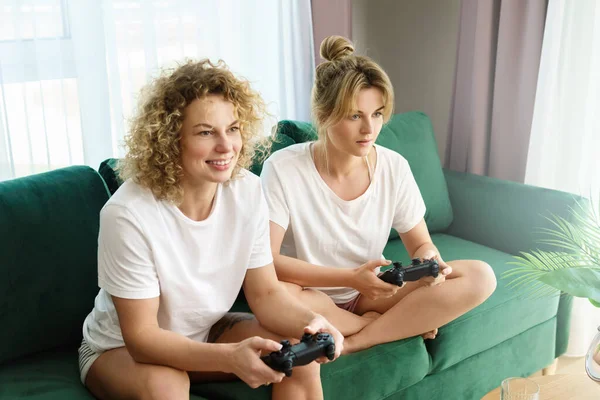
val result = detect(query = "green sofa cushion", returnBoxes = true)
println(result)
[258,112,453,234]
[383,233,560,373]
[0,167,110,365]
[396,318,557,400]
[0,348,94,400]
[0,348,208,400]
[376,112,453,234]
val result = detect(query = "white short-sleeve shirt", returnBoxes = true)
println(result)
[261,143,426,304]
[82,170,273,352]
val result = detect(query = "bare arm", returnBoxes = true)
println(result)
[113,296,235,372]
[398,219,439,259]
[113,295,287,387]
[399,219,452,283]
[243,262,344,358]
[270,222,397,299]
[269,222,355,288]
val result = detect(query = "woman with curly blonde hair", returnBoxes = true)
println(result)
[79,59,342,400]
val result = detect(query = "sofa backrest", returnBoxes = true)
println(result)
[252,112,453,234]
[0,166,110,365]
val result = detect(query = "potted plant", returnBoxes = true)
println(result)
[503,196,600,381]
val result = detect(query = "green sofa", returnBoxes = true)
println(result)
[0,112,575,399]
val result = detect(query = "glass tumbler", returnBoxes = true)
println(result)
[500,377,540,400]
[586,325,600,381]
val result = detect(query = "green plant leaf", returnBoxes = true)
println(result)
[537,205,600,261]
[504,194,600,302]
[503,251,600,300]
[537,268,600,303]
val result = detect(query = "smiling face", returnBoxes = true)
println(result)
[326,87,385,158]
[179,95,242,186]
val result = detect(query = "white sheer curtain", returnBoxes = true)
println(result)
[0,0,315,181]
[526,0,600,356]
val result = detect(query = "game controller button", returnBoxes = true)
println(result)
[281,340,291,349]
[301,333,313,342]
[317,333,325,340]
[411,258,420,265]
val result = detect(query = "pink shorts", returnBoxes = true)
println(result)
[336,294,362,313]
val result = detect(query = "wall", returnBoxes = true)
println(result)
[352,0,461,164]
[312,0,353,66]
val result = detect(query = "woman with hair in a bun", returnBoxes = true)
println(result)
[261,36,497,354]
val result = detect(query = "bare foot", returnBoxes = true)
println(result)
[342,325,438,356]
[421,328,438,340]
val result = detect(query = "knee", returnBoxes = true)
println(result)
[466,260,497,303]
[141,366,190,400]
[289,360,321,383]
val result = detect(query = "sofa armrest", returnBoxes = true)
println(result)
[443,169,583,255]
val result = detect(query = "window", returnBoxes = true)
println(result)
[0,0,314,181]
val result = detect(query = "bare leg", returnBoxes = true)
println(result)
[362,311,382,321]
[343,260,496,354]
[280,282,374,336]
[86,314,323,400]
[86,347,191,400]
[209,315,323,400]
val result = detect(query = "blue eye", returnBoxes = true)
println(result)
[374,111,383,117]
[198,131,213,136]
[228,126,240,133]
[350,114,360,120]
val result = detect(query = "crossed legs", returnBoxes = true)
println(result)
[282,260,497,354]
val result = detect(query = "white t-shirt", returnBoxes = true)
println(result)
[82,169,272,353]
[261,142,426,304]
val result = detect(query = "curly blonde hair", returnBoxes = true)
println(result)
[119,59,268,204]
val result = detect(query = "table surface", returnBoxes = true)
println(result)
[481,374,600,399]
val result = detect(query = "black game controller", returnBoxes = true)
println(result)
[261,332,335,377]
[379,258,440,286]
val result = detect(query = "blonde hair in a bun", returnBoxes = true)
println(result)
[312,35,394,149]
[320,35,355,61]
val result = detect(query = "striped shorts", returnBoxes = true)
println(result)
[75,312,254,386]
[78,338,103,385]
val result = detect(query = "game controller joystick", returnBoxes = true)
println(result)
[261,332,335,377]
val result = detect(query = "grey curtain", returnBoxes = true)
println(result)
[445,0,548,182]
